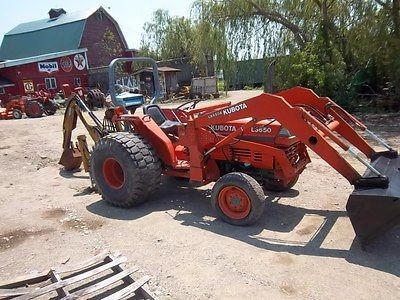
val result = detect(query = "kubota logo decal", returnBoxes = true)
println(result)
[210,125,237,131]
[208,103,248,119]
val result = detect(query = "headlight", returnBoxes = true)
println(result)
[278,127,292,137]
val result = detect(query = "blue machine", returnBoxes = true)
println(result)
[115,92,145,109]
[108,57,162,112]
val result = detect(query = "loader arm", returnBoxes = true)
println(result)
[193,90,392,188]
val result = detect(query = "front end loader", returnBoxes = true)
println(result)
[60,57,400,247]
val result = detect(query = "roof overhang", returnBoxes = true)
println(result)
[0,48,88,69]
[0,83,15,88]
[0,76,15,88]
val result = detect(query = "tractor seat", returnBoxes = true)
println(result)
[143,104,181,135]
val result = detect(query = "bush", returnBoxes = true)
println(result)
[276,40,348,105]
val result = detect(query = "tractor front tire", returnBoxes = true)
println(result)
[90,132,162,208]
[12,109,22,119]
[211,172,266,226]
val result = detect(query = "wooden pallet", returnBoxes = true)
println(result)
[0,251,156,299]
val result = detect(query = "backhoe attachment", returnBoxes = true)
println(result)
[59,91,106,170]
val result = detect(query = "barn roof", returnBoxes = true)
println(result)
[0,7,128,61]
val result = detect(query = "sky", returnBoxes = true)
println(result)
[0,0,192,49]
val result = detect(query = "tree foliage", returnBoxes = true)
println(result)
[140,1,400,108]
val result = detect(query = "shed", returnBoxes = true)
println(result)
[133,66,181,98]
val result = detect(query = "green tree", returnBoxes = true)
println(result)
[194,0,399,106]
[99,28,124,66]
[140,1,400,107]
[140,10,194,60]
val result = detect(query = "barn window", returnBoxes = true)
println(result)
[96,11,103,21]
[0,87,4,94]
[45,78,57,89]
[74,77,81,87]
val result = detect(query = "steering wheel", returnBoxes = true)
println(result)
[176,99,202,112]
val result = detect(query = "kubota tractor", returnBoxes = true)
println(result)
[60,57,400,247]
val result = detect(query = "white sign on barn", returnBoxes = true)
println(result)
[38,62,59,73]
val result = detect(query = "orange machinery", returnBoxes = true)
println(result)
[61,57,399,247]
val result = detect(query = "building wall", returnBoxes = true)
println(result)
[157,57,215,85]
[0,52,88,101]
[80,11,129,68]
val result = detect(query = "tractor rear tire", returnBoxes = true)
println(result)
[12,109,22,119]
[87,89,105,109]
[211,172,266,226]
[90,132,162,208]
[262,175,299,192]
[26,101,44,118]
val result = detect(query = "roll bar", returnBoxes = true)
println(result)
[108,57,162,106]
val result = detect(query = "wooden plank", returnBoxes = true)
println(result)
[0,272,49,289]
[61,267,139,300]
[49,270,68,298]
[102,276,151,300]
[106,254,156,299]
[14,256,127,300]
[0,251,109,289]
[55,251,110,274]
[0,287,39,298]
[105,254,131,284]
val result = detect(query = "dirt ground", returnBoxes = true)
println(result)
[0,90,399,299]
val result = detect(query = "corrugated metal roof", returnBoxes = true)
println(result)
[0,6,129,61]
[133,66,181,75]
[5,8,96,35]
[0,7,98,61]
[0,21,85,60]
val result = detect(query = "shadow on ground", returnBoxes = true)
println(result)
[59,168,89,180]
[87,177,400,277]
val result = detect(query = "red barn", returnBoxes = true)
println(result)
[0,7,135,101]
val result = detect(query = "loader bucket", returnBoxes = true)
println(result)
[59,147,82,171]
[346,154,400,246]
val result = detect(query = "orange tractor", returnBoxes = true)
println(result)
[60,57,400,247]
[0,91,57,120]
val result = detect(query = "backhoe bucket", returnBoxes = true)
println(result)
[346,154,400,246]
[59,147,82,171]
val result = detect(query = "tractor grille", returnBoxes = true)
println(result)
[102,118,117,133]
[284,143,300,165]
[254,152,263,162]
[232,148,251,158]
[229,148,263,162]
